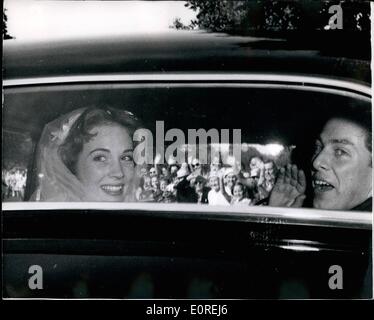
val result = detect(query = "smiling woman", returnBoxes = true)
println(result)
[30,107,141,202]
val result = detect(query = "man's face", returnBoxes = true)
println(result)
[209,177,220,192]
[233,185,244,200]
[149,167,157,177]
[160,180,167,192]
[161,167,167,175]
[194,180,204,192]
[226,173,237,187]
[264,162,275,181]
[311,118,372,210]
[250,157,263,170]
[211,158,221,171]
[143,176,151,188]
[191,159,201,172]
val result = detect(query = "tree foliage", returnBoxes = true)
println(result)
[171,17,197,30]
[3,9,13,40]
[180,0,370,34]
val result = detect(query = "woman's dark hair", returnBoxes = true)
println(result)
[235,181,256,199]
[232,181,248,198]
[159,177,170,185]
[58,107,141,175]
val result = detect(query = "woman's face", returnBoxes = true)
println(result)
[209,177,220,191]
[194,180,204,193]
[75,124,135,201]
[233,185,244,200]
[226,173,237,187]
[250,157,263,170]
[143,176,151,188]
[151,176,159,189]
[160,180,168,191]
[162,167,169,176]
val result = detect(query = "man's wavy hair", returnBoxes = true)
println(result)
[58,107,141,175]
[324,105,372,165]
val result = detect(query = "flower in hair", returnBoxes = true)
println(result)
[50,113,81,142]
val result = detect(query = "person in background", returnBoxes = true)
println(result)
[175,163,196,203]
[137,174,154,201]
[191,158,202,173]
[187,158,202,182]
[231,182,252,205]
[160,166,170,180]
[207,174,231,206]
[210,156,225,177]
[192,175,210,204]
[263,160,277,193]
[223,168,238,197]
[157,178,176,203]
[249,157,264,175]
[149,167,158,178]
[150,175,162,202]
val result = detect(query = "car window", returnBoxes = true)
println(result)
[3,79,371,212]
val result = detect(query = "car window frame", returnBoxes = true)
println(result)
[3,72,372,231]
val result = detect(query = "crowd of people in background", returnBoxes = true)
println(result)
[135,155,279,206]
[2,168,27,201]
[2,156,280,205]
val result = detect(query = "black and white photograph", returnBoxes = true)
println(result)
[2,0,373,302]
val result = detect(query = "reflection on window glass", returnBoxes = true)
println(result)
[134,142,291,206]
[2,131,34,202]
[16,106,291,205]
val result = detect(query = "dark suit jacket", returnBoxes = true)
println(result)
[352,197,372,212]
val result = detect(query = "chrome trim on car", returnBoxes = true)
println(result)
[3,202,372,230]
[3,73,371,97]
[4,82,371,102]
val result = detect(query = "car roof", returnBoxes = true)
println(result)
[3,31,371,84]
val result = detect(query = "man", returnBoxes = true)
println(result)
[223,168,238,196]
[149,167,158,178]
[175,164,196,203]
[191,158,201,174]
[210,156,225,177]
[160,166,170,180]
[263,161,277,193]
[187,158,202,182]
[207,174,230,206]
[158,178,176,203]
[269,111,372,211]
[193,175,210,204]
